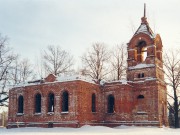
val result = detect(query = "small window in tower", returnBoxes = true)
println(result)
[137,95,144,99]
[138,73,145,78]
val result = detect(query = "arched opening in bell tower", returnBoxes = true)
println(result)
[137,41,147,62]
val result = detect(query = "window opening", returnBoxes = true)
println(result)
[107,95,115,113]
[62,91,69,112]
[137,41,147,62]
[48,93,54,112]
[35,93,41,113]
[137,95,145,111]
[137,95,144,99]
[138,73,145,78]
[18,95,24,113]
[92,93,96,112]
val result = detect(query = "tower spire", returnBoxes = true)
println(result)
[144,3,146,18]
[141,3,147,24]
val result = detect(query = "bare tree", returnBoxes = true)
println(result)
[20,58,34,83]
[110,44,127,80]
[9,57,20,85]
[0,34,16,106]
[164,49,180,128]
[35,52,46,79]
[81,43,110,81]
[0,34,35,106]
[9,57,35,85]
[43,45,74,76]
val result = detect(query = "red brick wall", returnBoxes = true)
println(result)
[8,80,102,128]
[102,83,133,122]
[8,78,168,128]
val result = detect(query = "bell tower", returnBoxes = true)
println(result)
[127,3,163,82]
[127,4,168,126]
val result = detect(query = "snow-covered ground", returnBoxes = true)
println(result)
[0,125,180,135]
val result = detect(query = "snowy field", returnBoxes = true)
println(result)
[0,125,180,135]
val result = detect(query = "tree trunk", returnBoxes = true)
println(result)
[174,94,179,128]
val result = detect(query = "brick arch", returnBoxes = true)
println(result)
[128,33,154,49]
[128,33,154,62]
[33,91,43,100]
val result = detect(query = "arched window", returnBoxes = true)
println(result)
[18,95,24,113]
[92,93,96,112]
[137,95,144,99]
[48,93,54,112]
[137,41,147,62]
[107,95,115,113]
[137,95,145,111]
[35,93,41,113]
[62,91,69,112]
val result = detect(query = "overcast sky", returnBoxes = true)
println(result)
[0,0,180,68]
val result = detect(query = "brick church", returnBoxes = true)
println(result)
[8,5,168,128]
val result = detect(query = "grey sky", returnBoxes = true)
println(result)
[0,0,180,67]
